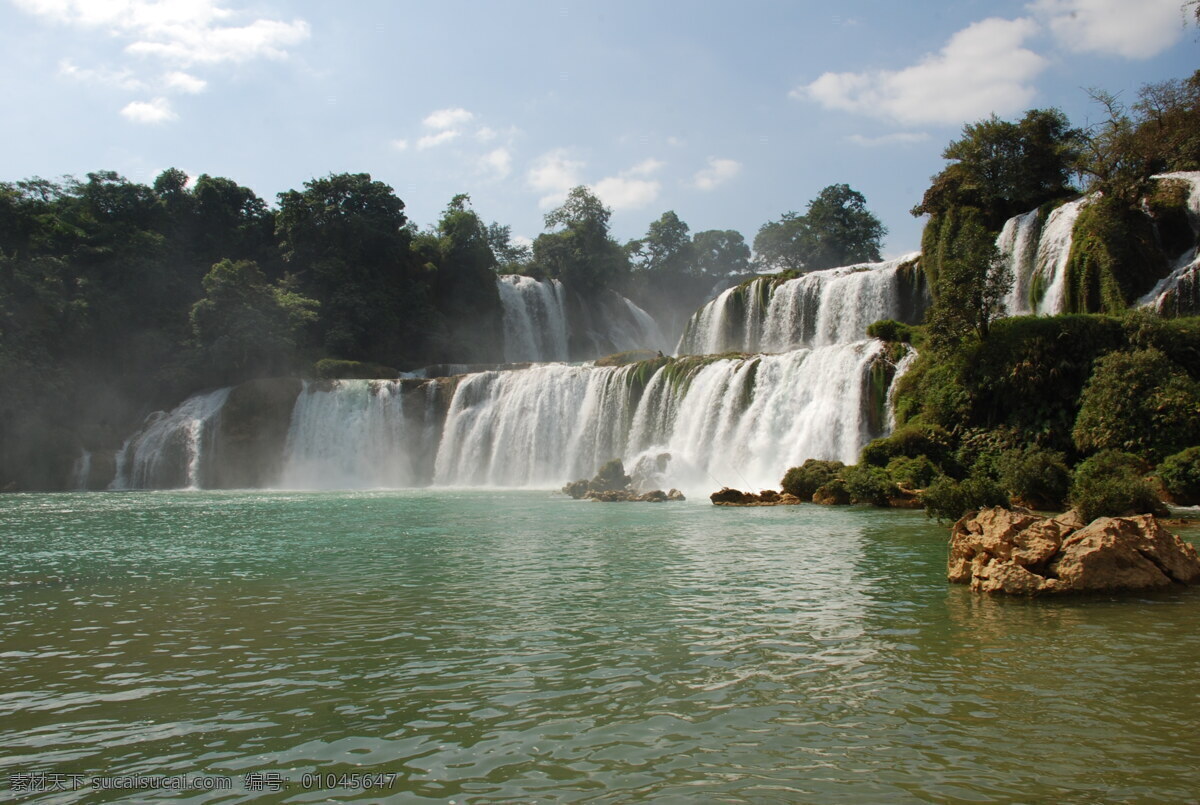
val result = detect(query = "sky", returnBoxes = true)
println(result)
[0,0,1196,257]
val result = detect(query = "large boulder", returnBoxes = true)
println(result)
[949,507,1200,595]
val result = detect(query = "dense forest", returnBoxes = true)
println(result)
[1,69,1198,492]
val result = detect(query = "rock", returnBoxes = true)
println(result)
[562,479,590,499]
[667,489,686,501]
[949,506,1200,595]
[711,487,753,505]
[709,487,800,506]
[575,487,684,503]
[758,489,781,503]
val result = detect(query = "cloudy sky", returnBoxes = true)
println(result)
[1,0,1195,255]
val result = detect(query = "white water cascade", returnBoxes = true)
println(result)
[110,387,231,490]
[497,275,570,362]
[1139,172,1200,314]
[676,255,925,355]
[995,197,1089,316]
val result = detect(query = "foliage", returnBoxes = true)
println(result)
[780,459,845,500]
[1062,196,1166,313]
[1069,450,1165,521]
[842,464,898,507]
[189,259,318,385]
[922,207,1013,345]
[534,186,629,295]
[866,319,913,343]
[691,229,751,277]
[1072,347,1200,463]
[921,474,1010,523]
[913,108,1082,228]
[886,455,939,488]
[754,184,885,273]
[1157,447,1200,506]
[860,423,955,472]
[995,447,1072,510]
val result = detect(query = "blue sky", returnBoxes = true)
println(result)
[1,0,1196,256]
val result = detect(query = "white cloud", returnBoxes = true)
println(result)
[692,157,742,190]
[626,158,664,177]
[120,96,176,124]
[666,136,686,147]
[591,175,660,210]
[417,129,460,150]
[16,0,309,66]
[163,70,205,93]
[475,126,497,142]
[528,149,584,208]
[797,17,1047,126]
[423,107,474,130]
[1029,0,1183,59]
[479,147,512,179]
[390,138,409,151]
[512,234,533,250]
[847,132,930,147]
[58,58,145,90]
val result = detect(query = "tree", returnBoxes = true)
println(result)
[754,184,885,273]
[189,259,317,383]
[532,186,628,294]
[630,210,694,275]
[925,211,1012,345]
[486,221,532,272]
[691,229,750,277]
[914,109,1082,227]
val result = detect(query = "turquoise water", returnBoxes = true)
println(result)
[2,491,1198,803]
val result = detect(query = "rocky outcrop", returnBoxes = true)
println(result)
[562,459,684,502]
[710,487,802,506]
[208,377,303,488]
[949,506,1200,595]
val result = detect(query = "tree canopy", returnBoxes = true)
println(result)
[754,184,885,273]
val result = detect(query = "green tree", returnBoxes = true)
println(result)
[630,210,694,275]
[189,259,317,383]
[754,184,885,273]
[486,221,532,273]
[914,109,1082,227]
[691,229,751,277]
[925,211,1012,344]
[532,186,628,294]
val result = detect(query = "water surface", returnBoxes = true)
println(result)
[2,491,1198,802]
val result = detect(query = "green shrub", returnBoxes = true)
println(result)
[996,446,1072,510]
[812,478,851,505]
[1072,347,1200,463]
[866,319,913,343]
[1157,446,1200,506]
[860,423,954,469]
[921,474,1010,523]
[886,455,939,488]
[843,464,898,507]
[1069,450,1165,522]
[781,459,845,499]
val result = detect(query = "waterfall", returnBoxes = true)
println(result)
[1032,198,1088,315]
[997,210,1042,315]
[675,254,925,355]
[115,342,893,493]
[497,276,668,360]
[497,275,569,362]
[1139,172,1200,314]
[110,387,231,490]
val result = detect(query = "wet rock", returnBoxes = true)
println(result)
[710,487,801,506]
[949,506,1200,595]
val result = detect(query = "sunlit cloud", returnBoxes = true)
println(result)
[417,129,460,150]
[162,70,206,93]
[1028,0,1183,59]
[528,149,584,208]
[479,147,512,179]
[423,107,474,130]
[591,159,663,210]
[120,96,177,124]
[797,17,1046,126]
[692,157,741,191]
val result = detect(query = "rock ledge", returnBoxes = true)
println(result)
[949,507,1200,595]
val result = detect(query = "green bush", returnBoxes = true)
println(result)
[996,446,1072,510]
[886,455,939,488]
[1157,446,1200,506]
[1072,347,1200,463]
[1069,450,1165,522]
[866,319,913,343]
[921,474,1009,523]
[860,423,954,469]
[781,459,845,499]
[843,464,898,507]
[812,478,851,505]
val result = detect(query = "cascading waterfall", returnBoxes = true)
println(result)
[997,210,1043,315]
[110,387,231,490]
[676,254,925,355]
[497,275,570,362]
[1139,172,1200,314]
